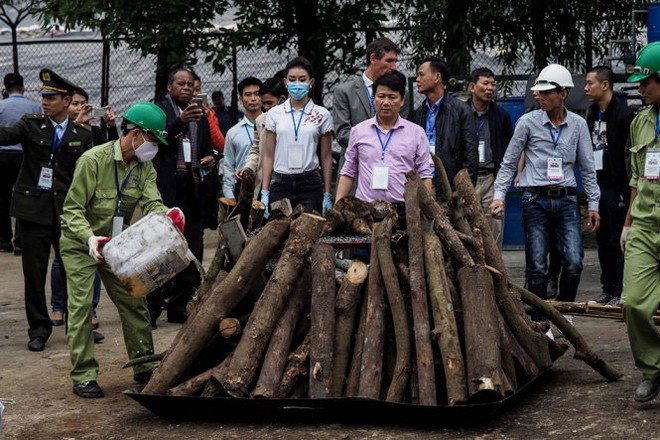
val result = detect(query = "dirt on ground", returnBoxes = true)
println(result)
[0,231,658,440]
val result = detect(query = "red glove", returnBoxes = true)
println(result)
[166,207,185,233]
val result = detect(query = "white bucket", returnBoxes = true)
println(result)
[103,212,198,298]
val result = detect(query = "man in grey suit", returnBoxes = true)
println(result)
[332,37,401,193]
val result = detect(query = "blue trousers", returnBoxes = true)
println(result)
[51,255,101,314]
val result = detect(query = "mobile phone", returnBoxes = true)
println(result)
[192,97,204,108]
[91,106,108,118]
[197,93,208,107]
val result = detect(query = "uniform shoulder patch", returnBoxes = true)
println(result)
[73,120,92,131]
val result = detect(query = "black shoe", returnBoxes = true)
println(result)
[13,246,22,256]
[0,240,12,252]
[133,368,155,384]
[93,330,105,343]
[634,377,660,402]
[27,336,46,352]
[50,311,65,327]
[590,292,613,305]
[73,380,104,398]
[166,310,188,324]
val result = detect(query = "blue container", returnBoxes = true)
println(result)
[649,3,660,43]
[497,97,525,131]
[503,190,525,249]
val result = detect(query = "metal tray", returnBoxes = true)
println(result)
[124,371,544,427]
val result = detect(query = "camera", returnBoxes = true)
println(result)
[91,106,108,118]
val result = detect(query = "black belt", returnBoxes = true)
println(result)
[524,187,577,197]
[478,168,494,175]
[272,168,320,180]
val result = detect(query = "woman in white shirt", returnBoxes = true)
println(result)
[260,56,334,215]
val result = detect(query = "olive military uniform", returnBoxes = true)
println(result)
[621,105,660,381]
[0,113,93,342]
[60,140,167,384]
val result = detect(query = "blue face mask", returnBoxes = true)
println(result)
[287,82,309,100]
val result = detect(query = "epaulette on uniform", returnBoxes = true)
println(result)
[73,120,92,132]
[25,114,46,120]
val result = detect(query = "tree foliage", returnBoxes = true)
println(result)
[231,0,394,105]
[35,0,230,97]
[396,0,648,76]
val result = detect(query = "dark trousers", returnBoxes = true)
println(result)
[270,169,323,214]
[0,151,22,245]
[50,254,101,314]
[596,184,629,296]
[20,218,65,340]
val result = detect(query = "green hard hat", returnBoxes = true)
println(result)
[628,41,660,83]
[123,102,168,145]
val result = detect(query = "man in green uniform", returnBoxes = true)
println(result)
[0,69,93,352]
[620,41,660,403]
[60,102,185,398]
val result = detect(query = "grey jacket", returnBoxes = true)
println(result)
[332,75,375,150]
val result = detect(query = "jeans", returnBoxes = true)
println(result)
[522,190,584,302]
[51,255,101,314]
[270,169,323,214]
[596,185,629,296]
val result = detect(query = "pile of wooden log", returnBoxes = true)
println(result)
[141,159,622,406]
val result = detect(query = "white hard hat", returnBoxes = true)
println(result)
[530,64,574,91]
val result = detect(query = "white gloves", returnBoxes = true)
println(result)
[620,226,630,254]
[88,236,110,263]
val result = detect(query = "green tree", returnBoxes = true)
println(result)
[231,0,393,106]
[396,0,647,77]
[35,0,230,99]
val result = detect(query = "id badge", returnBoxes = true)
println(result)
[547,157,563,180]
[37,166,53,190]
[478,141,486,164]
[182,139,192,163]
[371,165,389,190]
[287,142,304,169]
[643,148,660,180]
[111,215,124,238]
[593,149,604,171]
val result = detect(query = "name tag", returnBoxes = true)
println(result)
[593,149,604,171]
[112,215,124,237]
[478,141,486,163]
[371,165,389,190]
[547,157,563,180]
[287,142,304,169]
[37,166,53,190]
[644,148,660,180]
[182,139,192,163]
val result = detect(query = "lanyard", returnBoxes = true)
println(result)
[596,110,603,143]
[244,123,253,145]
[476,118,486,135]
[364,82,376,114]
[375,126,395,161]
[113,147,136,213]
[655,112,660,147]
[49,127,63,166]
[547,125,564,153]
[290,100,309,142]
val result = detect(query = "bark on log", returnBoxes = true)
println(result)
[330,260,368,397]
[345,290,368,397]
[309,244,336,398]
[321,208,346,237]
[167,352,234,397]
[334,196,374,235]
[375,216,411,403]
[407,170,474,268]
[277,332,311,398]
[233,167,256,230]
[252,269,311,398]
[405,177,437,406]
[514,283,624,381]
[431,154,472,235]
[218,197,237,224]
[496,313,538,384]
[458,266,514,402]
[222,213,326,396]
[358,232,387,399]
[142,218,291,395]
[422,222,467,406]
[431,153,452,203]
[248,200,265,232]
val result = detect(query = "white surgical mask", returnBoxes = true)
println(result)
[133,132,159,162]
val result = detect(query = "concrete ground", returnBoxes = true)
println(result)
[0,231,658,440]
